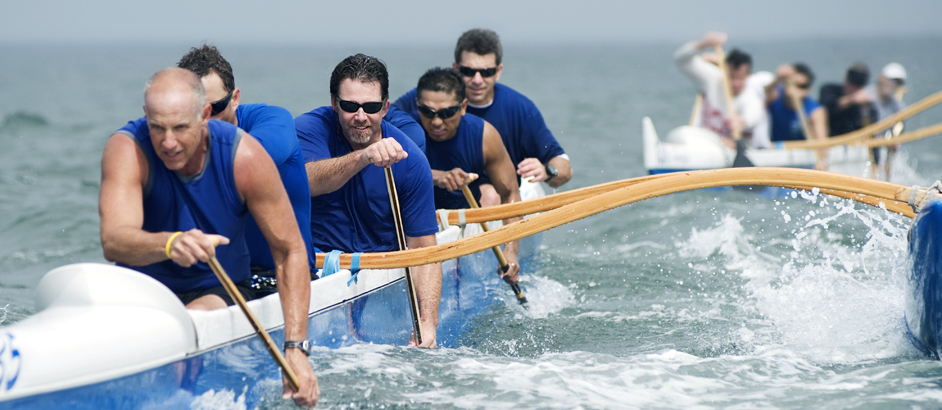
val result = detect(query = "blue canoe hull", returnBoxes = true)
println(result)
[906,198,942,358]
[0,233,540,409]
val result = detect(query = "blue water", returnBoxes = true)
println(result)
[2,37,942,408]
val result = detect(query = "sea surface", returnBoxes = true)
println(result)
[3,37,942,409]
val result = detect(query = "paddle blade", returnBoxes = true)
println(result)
[732,139,754,168]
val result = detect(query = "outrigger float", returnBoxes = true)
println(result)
[0,169,940,408]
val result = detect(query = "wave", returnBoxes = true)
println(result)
[0,111,49,132]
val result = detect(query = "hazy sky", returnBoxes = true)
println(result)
[3,0,940,46]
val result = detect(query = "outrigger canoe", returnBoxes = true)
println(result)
[0,182,545,409]
[642,117,871,175]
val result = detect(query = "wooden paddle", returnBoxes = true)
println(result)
[715,45,754,169]
[460,184,528,305]
[206,255,300,391]
[781,88,942,149]
[786,79,824,169]
[689,94,702,126]
[384,166,424,345]
[316,168,937,270]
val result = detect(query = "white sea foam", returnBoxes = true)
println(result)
[676,191,918,363]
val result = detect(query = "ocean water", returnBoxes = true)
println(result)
[3,37,942,408]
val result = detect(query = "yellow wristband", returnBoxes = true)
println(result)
[165,231,183,259]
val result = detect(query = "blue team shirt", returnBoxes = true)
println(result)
[769,87,822,142]
[395,83,565,169]
[425,114,487,210]
[236,103,317,271]
[116,119,251,293]
[295,106,438,253]
[384,105,425,153]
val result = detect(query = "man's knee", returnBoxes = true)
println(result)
[478,184,500,207]
[185,294,228,310]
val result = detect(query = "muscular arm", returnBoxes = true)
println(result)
[306,138,406,196]
[306,150,370,196]
[405,234,442,348]
[234,134,318,406]
[99,133,169,265]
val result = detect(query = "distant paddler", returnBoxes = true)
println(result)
[414,67,524,285]
[98,68,319,407]
[294,54,441,348]
[764,63,829,169]
[675,31,770,149]
[867,63,908,180]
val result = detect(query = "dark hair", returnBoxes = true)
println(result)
[845,63,869,87]
[329,54,389,101]
[454,29,502,65]
[793,62,815,86]
[725,49,752,71]
[417,67,466,103]
[177,44,235,92]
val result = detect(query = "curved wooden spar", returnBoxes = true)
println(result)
[317,168,934,269]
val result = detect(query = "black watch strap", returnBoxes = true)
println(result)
[284,340,311,356]
[544,164,559,181]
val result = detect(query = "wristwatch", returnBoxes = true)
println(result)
[544,164,559,181]
[284,340,311,356]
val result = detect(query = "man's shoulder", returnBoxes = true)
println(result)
[238,103,293,128]
[295,106,338,132]
[117,117,149,138]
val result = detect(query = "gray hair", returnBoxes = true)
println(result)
[144,67,207,119]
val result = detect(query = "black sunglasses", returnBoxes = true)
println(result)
[794,82,811,90]
[457,65,498,78]
[209,90,233,116]
[417,103,462,120]
[336,98,385,114]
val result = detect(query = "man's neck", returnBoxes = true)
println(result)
[179,129,209,177]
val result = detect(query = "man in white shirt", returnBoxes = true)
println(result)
[675,31,769,149]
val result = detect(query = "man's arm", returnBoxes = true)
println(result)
[482,123,523,282]
[306,138,407,196]
[233,134,318,407]
[516,155,572,188]
[99,133,226,267]
[405,234,441,349]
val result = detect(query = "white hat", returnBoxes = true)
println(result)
[881,63,907,81]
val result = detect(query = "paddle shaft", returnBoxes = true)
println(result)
[460,185,528,304]
[786,80,824,169]
[384,166,424,344]
[714,45,742,141]
[206,256,300,391]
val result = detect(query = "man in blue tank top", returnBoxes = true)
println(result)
[99,68,318,406]
[415,67,524,283]
[395,29,572,206]
[175,45,317,277]
[763,63,829,169]
[295,54,441,348]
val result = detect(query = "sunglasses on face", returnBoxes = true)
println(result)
[794,82,811,90]
[209,90,233,116]
[336,98,385,114]
[457,65,498,78]
[417,103,462,120]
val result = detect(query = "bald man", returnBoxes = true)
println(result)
[98,68,319,407]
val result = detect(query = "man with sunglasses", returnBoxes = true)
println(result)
[175,45,317,280]
[764,63,829,167]
[100,68,319,407]
[395,29,572,205]
[415,67,524,283]
[295,54,441,348]
[675,32,768,148]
